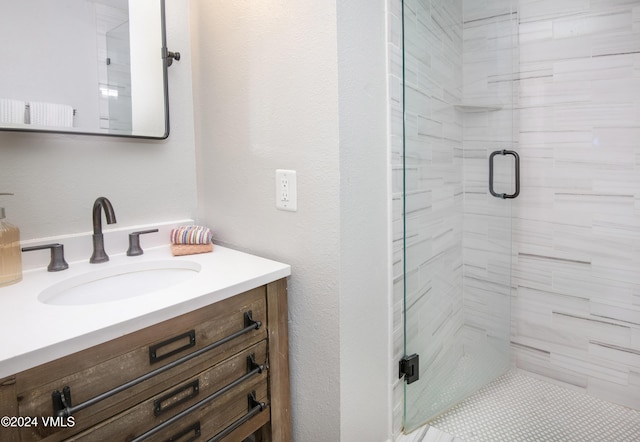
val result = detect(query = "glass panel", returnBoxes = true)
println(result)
[402,0,518,432]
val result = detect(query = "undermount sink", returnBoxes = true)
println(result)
[38,260,201,306]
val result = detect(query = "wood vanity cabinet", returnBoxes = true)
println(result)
[0,279,291,442]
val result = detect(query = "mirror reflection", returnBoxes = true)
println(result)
[0,0,169,139]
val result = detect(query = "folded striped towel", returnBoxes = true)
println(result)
[170,225,213,245]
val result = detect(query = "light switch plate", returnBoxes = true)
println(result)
[276,169,297,211]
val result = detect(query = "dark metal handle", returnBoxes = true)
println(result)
[127,228,159,256]
[149,330,197,364]
[130,355,264,442]
[489,149,520,199]
[163,47,181,67]
[53,311,261,418]
[154,379,200,416]
[22,243,69,272]
[165,421,201,442]
[207,391,267,442]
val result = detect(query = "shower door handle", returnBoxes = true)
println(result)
[489,149,520,199]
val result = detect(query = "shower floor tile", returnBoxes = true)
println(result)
[398,370,640,442]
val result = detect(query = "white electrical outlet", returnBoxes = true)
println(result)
[276,169,297,211]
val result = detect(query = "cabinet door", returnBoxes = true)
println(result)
[16,286,267,441]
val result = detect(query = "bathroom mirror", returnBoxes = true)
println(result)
[0,0,174,139]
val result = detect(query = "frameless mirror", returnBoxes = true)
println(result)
[0,0,174,139]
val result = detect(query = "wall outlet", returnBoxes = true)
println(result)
[276,169,297,211]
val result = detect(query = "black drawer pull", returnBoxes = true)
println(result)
[53,311,261,418]
[154,379,200,416]
[165,421,201,442]
[149,330,196,364]
[207,391,266,442]
[130,354,264,442]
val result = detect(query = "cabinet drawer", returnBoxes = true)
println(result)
[145,382,268,442]
[16,286,267,441]
[77,382,269,442]
[70,341,268,441]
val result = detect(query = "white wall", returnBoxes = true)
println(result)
[0,0,196,240]
[191,1,341,439]
[337,0,391,440]
[191,0,391,440]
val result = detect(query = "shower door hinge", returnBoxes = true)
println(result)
[399,354,419,384]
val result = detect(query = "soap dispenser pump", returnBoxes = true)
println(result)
[0,193,22,287]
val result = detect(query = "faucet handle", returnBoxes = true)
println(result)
[22,243,69,272]
[127,229,159,256]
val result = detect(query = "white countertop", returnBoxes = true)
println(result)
[0,245,290,379]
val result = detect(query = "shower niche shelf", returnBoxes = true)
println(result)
[454,104,503,113]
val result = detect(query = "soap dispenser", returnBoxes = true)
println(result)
[0,193,22,287]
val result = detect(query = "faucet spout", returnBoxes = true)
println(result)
[90,197,117,263]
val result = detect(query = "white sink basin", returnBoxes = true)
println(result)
[38,260,201,306]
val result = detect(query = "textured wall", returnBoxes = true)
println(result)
[336,0,392,440]
[511,0,640,410]
[190,2,341,439]
[191,1,392,440]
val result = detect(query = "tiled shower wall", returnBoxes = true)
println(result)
[511,0,640,411]
[390,0,640,437]
[460,0,517,378]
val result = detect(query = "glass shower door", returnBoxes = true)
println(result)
[402,0,518,432]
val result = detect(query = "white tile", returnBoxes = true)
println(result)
[593,30,640,56]
[553,53,636,82]
[589,341,640,367]
[552,10,633,39]
[588,375,640,410]
[423,370,640,441]
[517,20,553,43]
[590,300,640,326]
[519,0,590,21]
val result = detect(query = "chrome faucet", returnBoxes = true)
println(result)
[90,197,117,263]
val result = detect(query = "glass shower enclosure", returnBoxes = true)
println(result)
[401,0,519,431]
